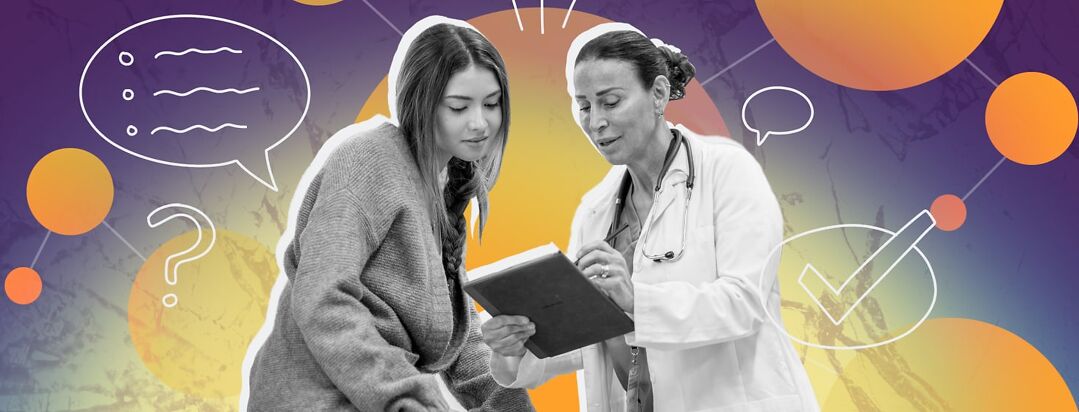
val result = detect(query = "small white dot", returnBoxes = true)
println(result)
[118,51,134,66]
[122,89,134,101]
[162,294,178,308]
[126,125,138,136]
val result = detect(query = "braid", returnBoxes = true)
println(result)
[441,158,477,283]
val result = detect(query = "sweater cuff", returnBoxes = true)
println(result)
[490,351,546,389]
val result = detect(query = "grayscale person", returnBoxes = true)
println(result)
[246,17,534,412]
[480,23,819,411]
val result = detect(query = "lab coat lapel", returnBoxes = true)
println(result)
[641,143,690,235]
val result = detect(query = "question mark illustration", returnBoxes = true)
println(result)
[146,203,216,308]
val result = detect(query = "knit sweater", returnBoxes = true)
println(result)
[248,122,534,411]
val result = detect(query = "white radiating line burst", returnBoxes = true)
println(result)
[562,0,577,29]
[511,0,524,31]
[153,86,260,97]
[150,123,248,135]
[540,0,545,34]
[154,47,242,59]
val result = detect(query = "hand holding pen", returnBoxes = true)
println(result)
[575,224,635,312]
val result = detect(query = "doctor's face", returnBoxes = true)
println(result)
[573,58,660,166]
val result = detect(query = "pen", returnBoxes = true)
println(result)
[576,223,630,270]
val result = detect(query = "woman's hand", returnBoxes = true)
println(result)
[576,240,634,313]
[480,315,535,358]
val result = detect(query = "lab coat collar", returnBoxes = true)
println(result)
[581,126,693,220]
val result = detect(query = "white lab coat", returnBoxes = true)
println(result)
[491,127,819,412]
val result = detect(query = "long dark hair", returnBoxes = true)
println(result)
[395,23,510,277]
[575,30,695,100]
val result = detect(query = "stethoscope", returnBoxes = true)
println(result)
[608,129,696,263]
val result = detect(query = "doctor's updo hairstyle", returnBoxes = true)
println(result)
[575,30,696,100]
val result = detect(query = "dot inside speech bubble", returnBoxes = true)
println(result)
[741,86,814,146]
[79,14,311,191]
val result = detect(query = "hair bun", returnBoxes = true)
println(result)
[656,45,695,100]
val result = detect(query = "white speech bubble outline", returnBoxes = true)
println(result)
[78,14,311,192]
[741,86,814,146]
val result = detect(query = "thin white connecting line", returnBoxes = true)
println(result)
[362,0,403,36]
[700,38,776,87]
[29,230,52,269]
[102,220,148,262]
[962,156,1007,201]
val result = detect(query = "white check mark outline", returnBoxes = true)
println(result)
[798,209,937,325]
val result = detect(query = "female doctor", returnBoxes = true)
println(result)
[480,24,818,411]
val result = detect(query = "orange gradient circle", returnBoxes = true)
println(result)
[819,318,1076,411]
[26,148,114,235]
[985,72,1078,165]
[756,0,1002,90]
[293,0,343,5]
[5,267,42,305]
[930,194,966,231]
[356,9,729,411]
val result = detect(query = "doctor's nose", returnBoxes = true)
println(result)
[588,113,608,134]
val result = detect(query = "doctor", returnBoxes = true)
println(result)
[480,24,818,412]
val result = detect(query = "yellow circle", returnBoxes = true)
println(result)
[26,148,114,235]
[986,72,1078,165]
[128,229,276,399]
[818,318,1075,411]
[353,9,732,410]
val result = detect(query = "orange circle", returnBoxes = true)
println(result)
[985,72,1078,165]
[930,194,967,231]
[756,0,1002,90]
[293,0,343,5]
[26,148,114,235]
[5,267,42,305]
[351,9,729,411]
[821,318,1076,411]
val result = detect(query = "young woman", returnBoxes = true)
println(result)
[247,18,534,411]
[482,24,818,411]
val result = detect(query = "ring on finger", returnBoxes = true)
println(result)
[600,263,609,278]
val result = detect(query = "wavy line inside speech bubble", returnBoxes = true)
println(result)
[79,14,310,191]
[741,86,814,146]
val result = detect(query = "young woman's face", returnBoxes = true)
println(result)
[573,58,659,165]
[434,65,504,163]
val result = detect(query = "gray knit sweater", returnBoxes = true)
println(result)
[248,123,534,411]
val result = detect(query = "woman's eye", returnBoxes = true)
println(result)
[579,105,591,112]
[484,101,500,109]
[603,100,619,108]
[448,106,466,112]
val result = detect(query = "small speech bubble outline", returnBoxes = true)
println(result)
[741,86,814,146]
[146,203,217,308]
[79,14,311,191]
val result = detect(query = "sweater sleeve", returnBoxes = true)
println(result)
[289,157,448,411]
[440,304,535,411]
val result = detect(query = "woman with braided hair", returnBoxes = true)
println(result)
[245,17,534,411]
[481,24,818,411]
